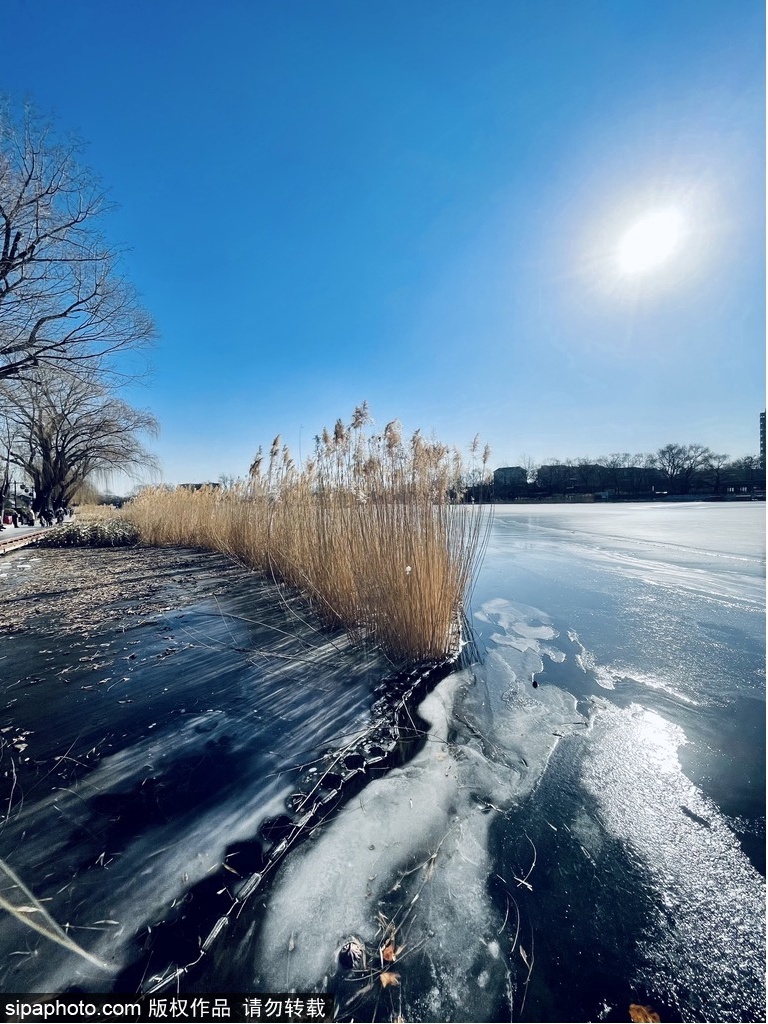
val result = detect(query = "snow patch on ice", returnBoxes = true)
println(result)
[475,597,558,640]
[592,665,617,690]
[488,631,538,653]
[567,629,616,689]
[541,644,566,664]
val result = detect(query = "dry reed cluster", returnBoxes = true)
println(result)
[126,405,489,663]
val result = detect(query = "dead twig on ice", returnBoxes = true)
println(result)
[513,831,537,890]
[0,857,109,970]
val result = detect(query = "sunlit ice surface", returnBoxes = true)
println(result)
[617,207,684,273]
[580,704,765,1022]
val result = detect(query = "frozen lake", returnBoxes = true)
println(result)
[466,503,765,1021]
[0,503,764,1022]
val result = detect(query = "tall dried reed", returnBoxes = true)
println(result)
[126,405,489,663]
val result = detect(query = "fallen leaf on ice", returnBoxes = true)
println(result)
[379,971,400,988]
[339,937,366,970]
[629,1004,661,1023]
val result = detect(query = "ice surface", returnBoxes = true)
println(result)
[247,611,587,1019]
[580,703,765,1021]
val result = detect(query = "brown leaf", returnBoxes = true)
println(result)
[629,1004,661,1023]
[379,971,400,988]
[381,942,397,962]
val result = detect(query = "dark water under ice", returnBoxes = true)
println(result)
[0,503,764,1023]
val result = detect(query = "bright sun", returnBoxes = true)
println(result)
[617,208,684,274]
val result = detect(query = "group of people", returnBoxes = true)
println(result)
[0,506,72,530]
[38,507,71,526]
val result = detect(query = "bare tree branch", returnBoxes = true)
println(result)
[0,98,155,382]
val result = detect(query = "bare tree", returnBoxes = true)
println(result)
[704,452,730,495]
[0,100,155,381]
[625,452,658,496]
[536,459,573,494]
[728,454,764,491]
[574,457,600,493]
[0,370,159,511]
[519,454,537,485]
[652,443,713,494]
[598,452,631,495]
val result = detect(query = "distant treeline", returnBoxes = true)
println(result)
[466,445,766,502]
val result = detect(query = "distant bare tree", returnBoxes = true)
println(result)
[519,454,537,485]
[574,457,600,493]
[653,443,713,494]
[537,459,573,494]
[0,100,155,381]
[728,454,764,490]
[704,452,730,494]
[624,452,657,495]
[598,453,630,495]
[0,370,158,511]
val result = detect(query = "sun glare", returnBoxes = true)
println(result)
[617,208,684,274]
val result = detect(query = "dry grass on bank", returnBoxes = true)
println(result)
[73,503,125,519]
[37,506,140,547]
[125,406,490,663]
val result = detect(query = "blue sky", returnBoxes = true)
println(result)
[3,0,764,485]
